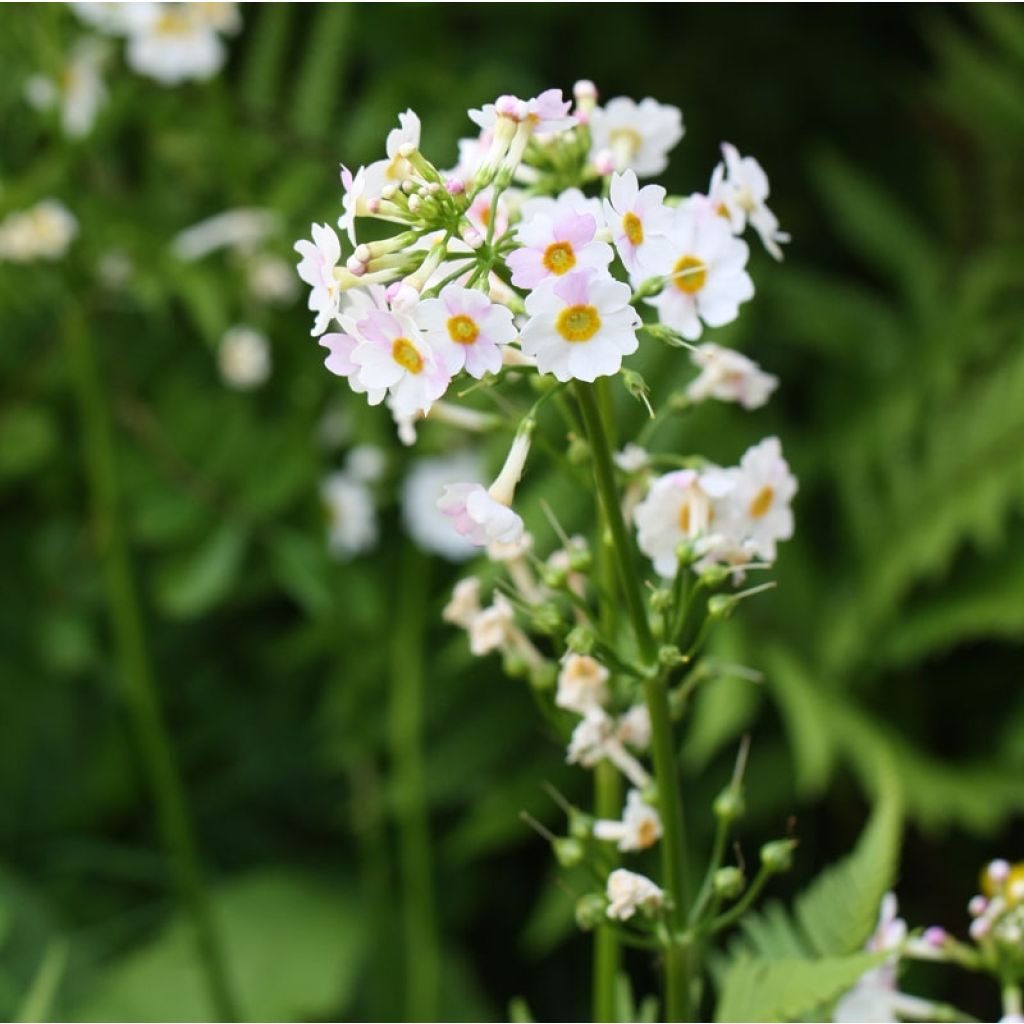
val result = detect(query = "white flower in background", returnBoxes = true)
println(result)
[603,170,675,280]
[720,437,796,562]
[556,654,610,715]
[442,576,483,629]
[415,284,517,378]
[616,704,651,750]
[246,253,300,305]
[173,208,278,261]
[125,3,241,85]
[363,109,421,203]
[217,326,270,390]
[594,789,663,852]
[344,444,388,484]
[519,187,604,226]
[634,468,735,578]
[403,452,485,561]
[72,2,154,35]
[589,97,684,178]
[647,206,754,340]
[0,199,78,262]
[710,142,789,261]
[567,709,650,789]
[687,343,778,410]
[606,869,665,921]
[467,592,517,656]
[614,443,651,474]
[437,484,523,547]
[294,222,344,336]
[321,471,377,560]
[507,209,612,290]
[520,269,640,382]
[338,164,368,247]
[24,37,108,138]
[351,309,451,418]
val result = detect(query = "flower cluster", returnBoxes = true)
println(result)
[0,200,78,263]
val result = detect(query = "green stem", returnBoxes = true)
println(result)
[708,865,772,936]
[66,312,238,1021]
[574,381,692,1021]
[388,544,441,1021]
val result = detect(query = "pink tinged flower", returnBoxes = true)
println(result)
[519,269,640,383]
[362,109,421,200]
[519,187,604,225]
[589,97,684,178]
[338,164,367,246]
[714,142,790,261]
[646,205,754,341]
[437,484,524,546]
[415,285,517,379]
[294,222,343,336]
[350,309,451,418]
[508,210,613,290]
[469,88,574,134]
[603,169,676,280]
[687,343,779,410]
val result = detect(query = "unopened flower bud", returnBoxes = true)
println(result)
[445,177,466,195]
[674,539,697,567]
[367,197,382,215]
[713,787,745,822]
[699,563,732,587]
[658,644,684,668]
[622,369,654,418]
[576,893,607,931]
[593,148,615,177]
[554,837,585,868]
[707,594,736,620]
[346,255,367,276]
[567,545,591,574]
[381,184,398,201]
[503,652,528,679]
[566,624,596,655]
[408,194,422,214]
[968,895,988,917]
[567,436,590,465]
[529,661,557,693]
[650,588,673,613]
[760,839,796,874]
[531,603,564,636]
[540,563,569,590]
[401,179,418,196]
[923,926,948,948]
[713,866,746,900]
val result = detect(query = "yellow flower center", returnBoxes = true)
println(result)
[678,503,691,534]
[391,337,423,374]
[672,255,708,294]
[637,819,659,849]
[556,304,601,343]
[610,126,643,159]
[447,314,480,345]
[749,485,774,519]
[542,241,576,276]
[622,211,644,246]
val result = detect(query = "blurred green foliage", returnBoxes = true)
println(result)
[2,4,1023,1021]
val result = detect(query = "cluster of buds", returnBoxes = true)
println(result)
[966,860,1024,981]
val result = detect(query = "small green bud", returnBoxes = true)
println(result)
[760,839,797,875]
[528,662,557,693]
[566,625,596,655]
[668,391,692,413]
[567,545,592,574]
[531,603,564,636]
[699,564,732,587]
[707,594,736,620]
[713,787,745,822]
[658,643,684,668]
[650,587,673,612]
[622,369,654,418]
[503,652,528,678]
[568,809,594,841]
[674,539,697,567]
[567,436,590,466]
[633,275,664,300]
[554,837,585,868]
[575,893,607,931]
[540,563,569,590]
[713,866,746,900]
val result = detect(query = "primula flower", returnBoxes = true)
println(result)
[25,37,108,139]
[519,187,604,225]
[217,326,271,390]
[603,170,675,279]
[567,710,651,789]
[507,210,613,290]
[687,343,779,410]
[519,269,640,382]
[555,654,610,715]
[363,109,422,200]
[589,97,684,178]
[350,309,451,419]
[321,471,377,559]
[415,284,517,378]
[338,165,367,247]
[469,89,574,135]
[647,206,754,340]
[634,468,736,578]
[594,790,663,852]
[710,142,789,261]
[124,3,240,85]
[720,437,797,563]
[172,208,278,261]
[616,705,652,750]
[402,452,484,561]
[0,199,78,263]
[295,222,344,336]
[606,869,665,921]
[442,577,483,629]
[467,593,517,656]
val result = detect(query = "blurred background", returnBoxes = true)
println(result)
[2,3,1023,1021]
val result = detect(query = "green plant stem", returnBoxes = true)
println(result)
[574,381,692,1021]
[708,866,772,936]
[66,312,237,1022]
[388,543,441,1022]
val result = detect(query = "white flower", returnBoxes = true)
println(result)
[710,143,789,261]
[594,790,663,852]
[442,576,482,629]
[647,205,754,341]
[294,222,343,336]
[616,705,651,750]
[507,208,613,290]
[520,269,640,382]
[718,437,796,562]
[606,869,664,921]
[173,208,278,261]
[603,170,675,280]
[321,471,377,559]
[614,443,651,474]
[217,326,270,390]
[555,654,610,715]
[634,468,736,578]
[72,2,154,35]
[437,484,523,547]
[0,199,78,263]
[362,109,421,204]
[403,452,485,561]
[415,284,517,379]
[467,593,517,656]
[589,97,684,178]
[246,253,300,305]
[350,308,451,418]
[25,37,108,139]
[519,187,604,226]
[125,4,240,85]
[687,343,778,410]
[567,709,650,789]
[469,89,574,135]
[344,444,388,483]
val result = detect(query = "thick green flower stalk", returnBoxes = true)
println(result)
[296,80,797,1022]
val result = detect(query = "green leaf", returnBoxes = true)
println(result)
[290,5,353,137]
[153,526,247,619]
[714,952,884,1023]
[0,405,57,482]
[266,528,333,618]
[73,870,364,1022]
